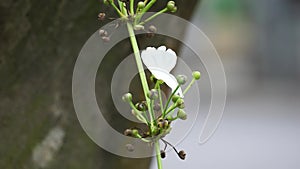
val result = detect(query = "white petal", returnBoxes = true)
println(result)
[148,67,183,97]
[141,46,177,73]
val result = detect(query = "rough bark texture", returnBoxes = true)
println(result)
[0,0,199,168]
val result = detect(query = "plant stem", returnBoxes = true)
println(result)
[163,85,180,117]
[155,141,163,169]
[130,0,134,15]
[183,78,195,95]
[139,7,168,25]
[126,23,154,126]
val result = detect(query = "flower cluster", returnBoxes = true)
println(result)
[122,46,201,159]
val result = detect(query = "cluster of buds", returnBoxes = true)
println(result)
[122,71,201,160]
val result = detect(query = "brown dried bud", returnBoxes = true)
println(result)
[124,129,133,136]
[160,150,166,158]
[178,150,186,160]
[97,12,106,21]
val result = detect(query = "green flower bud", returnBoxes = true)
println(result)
[132,129,139,136]
[122,93,132,102]
[147,89,158,100]
[176,75,187,85]
[171,6,177,13]
[192,71,201,80]
[177,109,187,120]
[103,0,109,5]
[138,1,145,8]
[172,94,180,103]
[176,99,185,109]
[166,115,174,121]
[167,1,175,11]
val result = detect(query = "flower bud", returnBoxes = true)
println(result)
[138,1,145,8]
[160,150,166,158]
[148,25,157,33]
[177,109,187,120]
[192,71,201,80]
[101,36,110,42]
[147,89,158,100]
[97,12,106,21]
[132,129,139,136]
[103,0,109,5]
[135,101,148,111]
[172,94,180,103]
[167,1,175,11]
[176,75,187,85]
[171,6,177,13]
[99,29,108,37]
[176,99,185,109]
[178,150,186,160]
[122,93,132,102]
[124,129,133,136]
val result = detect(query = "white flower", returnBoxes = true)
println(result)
[141,46,183,97]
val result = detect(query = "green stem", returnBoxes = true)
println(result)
[183,78,195,95]
[155,141,163,169]
[110,0,125,17]
[163,85,180,117]
[139,7,168,25]
[129,102,148,123]
[130,0,134,15]
[155,82,164,114]
[126,23,154,125]
[135,0,156,23]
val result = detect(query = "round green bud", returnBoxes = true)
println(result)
[166,115,173,121]
[192,71,201,80]
[171,6,177,13]
[176,99,185,109]
[132,129,139,136]
[138,1,145,8]
[167,1,175,11]
[103,0,109,5]
[172,94,180,103]
[177,109,187,120]
[176,75,187,85]
[122,93,132,102]
[147,89,158,100]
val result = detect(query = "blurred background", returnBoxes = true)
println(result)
[1,0,300,169]
[150,0,300,169]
